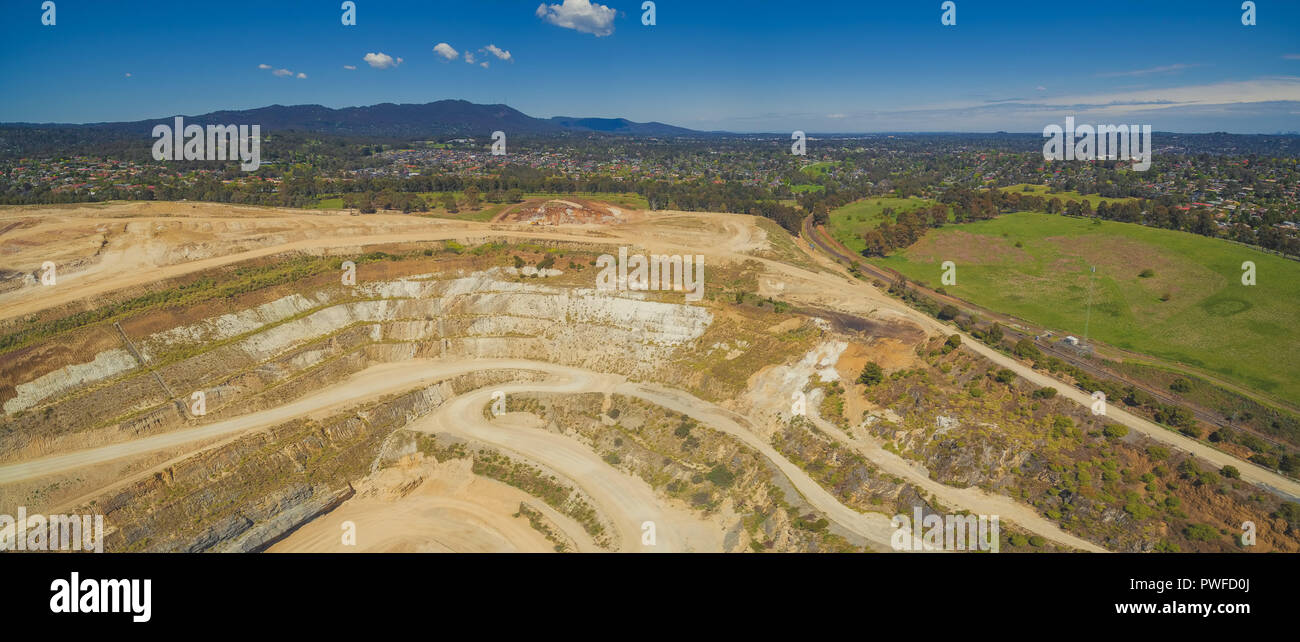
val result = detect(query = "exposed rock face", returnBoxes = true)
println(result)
[1,266,721,552]
[739,341,847,438]
[92,369,542,552]
[4,349,137,415]
[0,269,713,459]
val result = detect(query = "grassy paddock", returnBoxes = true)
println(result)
[871,211,1300,402]
[826,196,943,254]
[998,183,1138,207]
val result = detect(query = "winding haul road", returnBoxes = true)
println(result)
[1,358,900,551]
[3,355,1121,552]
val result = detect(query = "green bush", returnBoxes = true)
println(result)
[1013,338,1041,360]
[1183,523,1218,542]
[858,362,884,386]
[941,334,962,354]
[706,465,736,487]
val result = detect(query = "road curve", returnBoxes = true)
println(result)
[798,215,1300,502]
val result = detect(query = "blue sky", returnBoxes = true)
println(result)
[2,0,1298,132]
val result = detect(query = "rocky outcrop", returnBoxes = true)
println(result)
[0,269,713,460]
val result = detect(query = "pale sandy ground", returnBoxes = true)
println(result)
[411,376,731,552]
[269,458,600,553]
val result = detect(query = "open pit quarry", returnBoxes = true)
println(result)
[2,201,1297,554]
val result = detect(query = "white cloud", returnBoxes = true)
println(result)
[1036,85,1047,91]
[364,52,402,69]
[1285,54,1300,60]
[258,63,271,70]
[296,72,307,79]
[536,0,617,37]
[124,72,132,78]
[433,43,459,61]
[465,51,476,64]
[343,64,357,70]
[272,68,293,77]
[484,44,513,62]
[481,62,490,68]
[1095,63,1199,78]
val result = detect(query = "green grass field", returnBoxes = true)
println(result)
[826,196,943,254]
[998,183,1138,207]
[790,184,825,194]
[801,161,839,178]
[868,212,1300,402]
[307,197,344,210]
[308,191,647,222]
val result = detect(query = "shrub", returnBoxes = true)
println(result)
[942,334,961,354]
[1154,540,1181,553]
[706,465,736,487]
[1032,387,1057,399]
[1013,338,1041,360]
[1103,424,1129,440]
[1183,524,1218,542]
[1220,465,1241,479]
[983,323,1004,345]
[1275,502,1300,529]
[1125,387,1154,407]
[858,362,884,386]
[1138,268,1155,278]
[1170,378,1192,393]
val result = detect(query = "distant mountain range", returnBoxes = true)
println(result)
[3,100,701,138]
